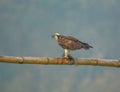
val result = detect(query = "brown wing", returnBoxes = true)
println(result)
[58,36,83,50]
[65,36,80,42]
[64,36,93,49]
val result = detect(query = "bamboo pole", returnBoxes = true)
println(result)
[0,56,120,67]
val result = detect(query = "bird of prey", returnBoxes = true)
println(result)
[52,33,93,59]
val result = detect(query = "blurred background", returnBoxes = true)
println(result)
[0,0,120,92]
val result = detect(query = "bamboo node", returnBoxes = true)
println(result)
[19,56,24,64]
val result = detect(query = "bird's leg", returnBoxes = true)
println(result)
[62,49,75,63]
[61,49,69,58]
[64,49,70,58]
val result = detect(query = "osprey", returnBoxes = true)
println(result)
[52,33,93,59]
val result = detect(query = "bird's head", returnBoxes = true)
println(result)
[52,33,60,40]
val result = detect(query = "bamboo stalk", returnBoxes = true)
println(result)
[0,56,120,67]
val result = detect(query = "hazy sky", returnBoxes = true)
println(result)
[0,0,120,92]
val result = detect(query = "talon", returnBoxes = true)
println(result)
[61,54,75,64]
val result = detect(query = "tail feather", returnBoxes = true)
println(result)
[82,42,93,50]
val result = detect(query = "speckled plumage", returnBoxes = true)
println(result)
[57,35,92,50]
[52,33,93,58]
